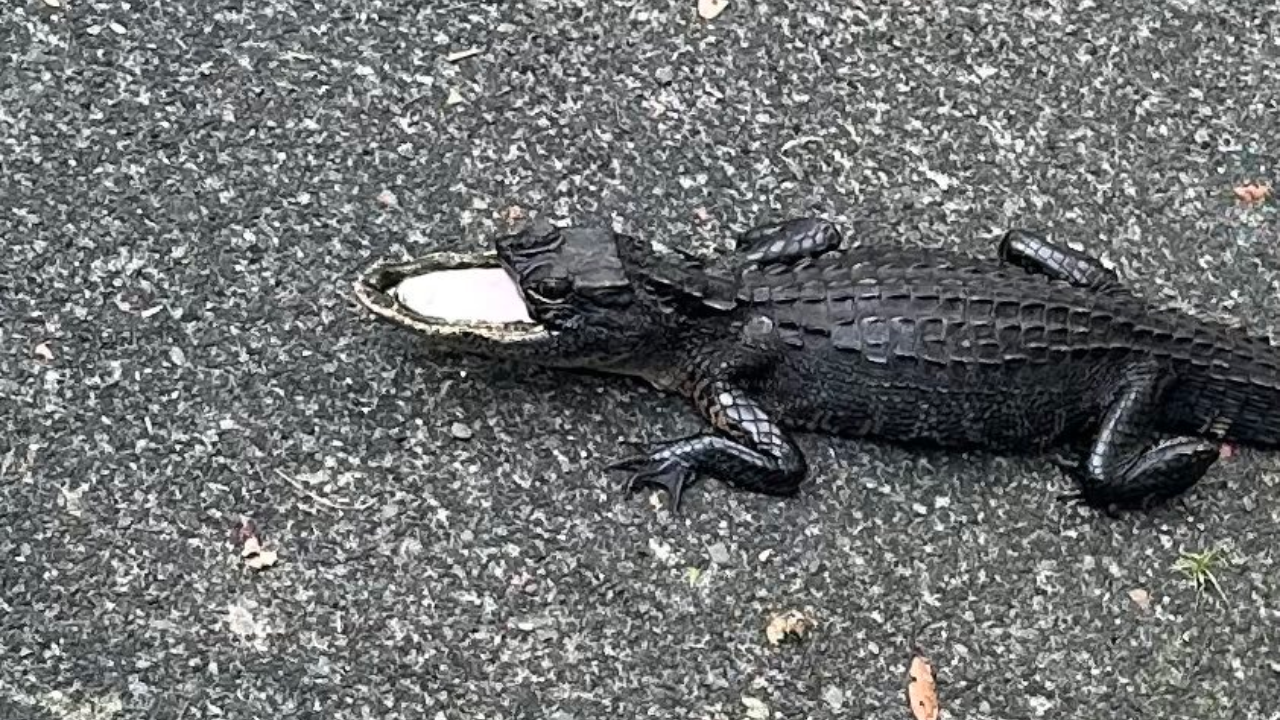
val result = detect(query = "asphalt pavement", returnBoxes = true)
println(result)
[3,1,1280,718]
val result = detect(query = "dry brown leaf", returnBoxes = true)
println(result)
[502,205,527,225]
[237,519,279,571]
[698,0,729,20]
[241,536,262,556]
[764,609,813,645]
[1233,182,1271,204]
[907,654,939,720]
[241,535,279,571]
[33,342,54,362]
[234,517,259,544]
[245,548,279,570]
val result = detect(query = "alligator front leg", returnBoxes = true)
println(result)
[1064,362,1220,509]
[734,217,843,266]
[998,229,1123,291]
[606,377,807,511]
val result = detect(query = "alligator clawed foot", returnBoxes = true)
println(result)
[1055,490,1095,510]
[604,455,698,512]
[1055,489,1124,519]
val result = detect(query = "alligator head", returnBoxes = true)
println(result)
[353,220,735,375]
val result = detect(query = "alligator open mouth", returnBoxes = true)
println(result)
[352,250,550,343]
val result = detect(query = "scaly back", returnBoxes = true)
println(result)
[736,247,1280,388]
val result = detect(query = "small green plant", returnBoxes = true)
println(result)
[684,566,704,586]
[1173,548,1229,606]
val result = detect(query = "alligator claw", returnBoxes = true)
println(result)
[1055,489,1124,518]
[1056,490,1086,506]
[605,455,697,512]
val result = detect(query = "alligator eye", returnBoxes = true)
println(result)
[529,276,572,303]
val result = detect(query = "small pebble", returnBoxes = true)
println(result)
[822,686,846,711]
[450,422,473,440]
[708,542,731,565]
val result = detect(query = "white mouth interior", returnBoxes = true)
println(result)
[390,267,534,324]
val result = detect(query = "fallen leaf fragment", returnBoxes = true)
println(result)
[764,609,814,645]
[741,696,769,720]
[60,484,87,518]
[698,0,729,20]
[907,654,939,720]
[445,48,483,63]
[237,519,278,571]
[241,535,279,571]
[1233,182,1271,204]
[34,342,54,362]
[501,205,527,226]
[234,517,259,544]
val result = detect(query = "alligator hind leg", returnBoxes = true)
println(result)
[1065,362,1220,509]
[735,217,843,265]
[998,229,1122,291]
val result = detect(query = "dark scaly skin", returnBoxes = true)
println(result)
[999,228,1122,292]
[354,218,1280,513]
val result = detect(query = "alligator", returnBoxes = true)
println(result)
[353,217,1280,512]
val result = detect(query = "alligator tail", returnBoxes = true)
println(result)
[1166,338,1280,449]
[1219,378,1280,448]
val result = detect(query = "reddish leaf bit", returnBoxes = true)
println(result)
[907,654,940,720]
[502,205,527,226]
[233,517,260,545]
[1233,183,1271,204]
[234,518,278,571]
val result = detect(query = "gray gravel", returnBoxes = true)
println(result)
[3,0,1280,718]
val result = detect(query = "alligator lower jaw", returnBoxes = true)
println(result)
[352,250,550,344]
